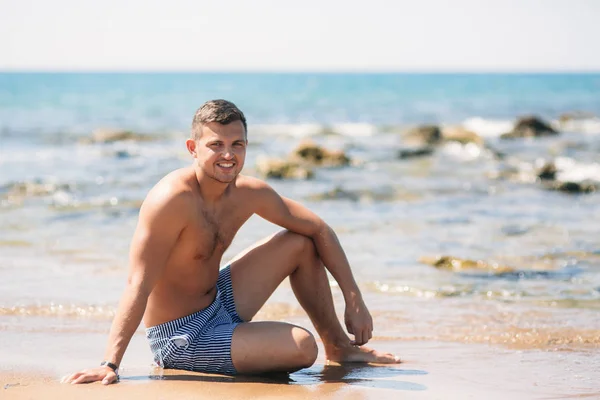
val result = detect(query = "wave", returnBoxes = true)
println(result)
[0,302,306,323]
[252,123,377,138]
[559,117,600,135]
[0,179,144,210]
[461,117,515,138]
[0,303,116,319]
[554,157,600,183]
[364,280,600,309]
[462,116,600,137]
[2,117,598,151]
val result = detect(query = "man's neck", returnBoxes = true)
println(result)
[193,166,232,204]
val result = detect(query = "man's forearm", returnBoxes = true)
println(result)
[102,284,149,367]
[312,224,362,301]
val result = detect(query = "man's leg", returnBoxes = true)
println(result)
[228,230,399,374]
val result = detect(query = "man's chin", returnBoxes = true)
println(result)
[213,174,237,184]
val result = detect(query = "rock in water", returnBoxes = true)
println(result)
[558,111,597,124]
[545,181,597,194]
[419,255,515,274]
[292,141,351,167]
[441,126,483,145]
[501,116,558,139]
[397,147,435,159]
[402,125,442,146]
[256,158,314,180]
[81,129,156,144]
[537,162,557,181]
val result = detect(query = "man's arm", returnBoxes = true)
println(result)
[249,179,373,346]
[62,187,189,385]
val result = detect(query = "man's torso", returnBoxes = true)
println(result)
[143,168,256,327]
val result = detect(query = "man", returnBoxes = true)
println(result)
[62,100,400,385]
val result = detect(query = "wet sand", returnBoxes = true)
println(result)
[2,333,599,400]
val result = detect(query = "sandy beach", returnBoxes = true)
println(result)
[2,324,599,400]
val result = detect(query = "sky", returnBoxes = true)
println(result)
[1,0,599,71]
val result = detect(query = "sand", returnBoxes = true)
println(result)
[2,336,599,400]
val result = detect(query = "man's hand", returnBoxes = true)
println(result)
[344,295,373,346]
[61,366,118,385]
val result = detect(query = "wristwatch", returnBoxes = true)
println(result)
[100,361,119,375]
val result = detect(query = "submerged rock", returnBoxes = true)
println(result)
[441,126,483,145]
[537,162,557,181]
[317,126,341,136]
[292,141,351,167]
[4,181,73,197]
[81,129,157,144]
[255,141,351,180]
[558,111,597,124]
[544,180,598,194]
[256,158,314,180]
[402,125,442,146]
[1,180,75,207]
[307,186,410,202]
[309,187,361,202]
[397,147,435,159]
[501,116,558,139]
[419,255,515,274]
[399,125,486,160]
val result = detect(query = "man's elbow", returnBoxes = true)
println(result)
[311,219,333,240]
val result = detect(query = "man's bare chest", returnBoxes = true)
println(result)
[182,206,251,261]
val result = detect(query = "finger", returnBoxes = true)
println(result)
[360,329,369,345]
[72,374,98,385]
[354,330,365,346]
[345,321,354,335]
[71,375,88,385]
[62,372,81,384]
[102,372,118,385]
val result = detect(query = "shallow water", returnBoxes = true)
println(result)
[1,73,600,355]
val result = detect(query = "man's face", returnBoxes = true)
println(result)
[191,121,247,184]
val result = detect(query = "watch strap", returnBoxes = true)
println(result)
[100,361,119,374]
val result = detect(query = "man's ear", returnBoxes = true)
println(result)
[186,139,197,157]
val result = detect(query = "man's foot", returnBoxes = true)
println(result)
[325,343,401,364]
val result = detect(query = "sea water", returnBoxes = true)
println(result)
[1,72,599,356]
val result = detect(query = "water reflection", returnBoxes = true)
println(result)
[126,363,428,392]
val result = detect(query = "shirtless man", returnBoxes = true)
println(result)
[62,99,400,385]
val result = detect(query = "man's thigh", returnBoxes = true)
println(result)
[227,230,309,322]
[231,321,318,374]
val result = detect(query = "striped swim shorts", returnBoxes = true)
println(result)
[145,265,244,375]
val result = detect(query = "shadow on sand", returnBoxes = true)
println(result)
[123,363,428,392]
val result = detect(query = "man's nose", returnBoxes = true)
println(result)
[222,148,234,159]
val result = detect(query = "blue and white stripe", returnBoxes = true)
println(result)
[145,265,244,375]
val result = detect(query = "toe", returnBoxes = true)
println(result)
[377,352,401,363]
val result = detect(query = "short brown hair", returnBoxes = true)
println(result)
[191,99,247,140]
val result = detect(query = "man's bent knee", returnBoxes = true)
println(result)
[278,230,316,258]
[292,327,318,368]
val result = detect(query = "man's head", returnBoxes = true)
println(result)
[187,100,248,184]
[191,99,247,141]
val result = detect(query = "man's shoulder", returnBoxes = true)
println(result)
[232,175,283,212]
[235,174,271,191]
[234,175,281,201]
[142,169,194,214]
